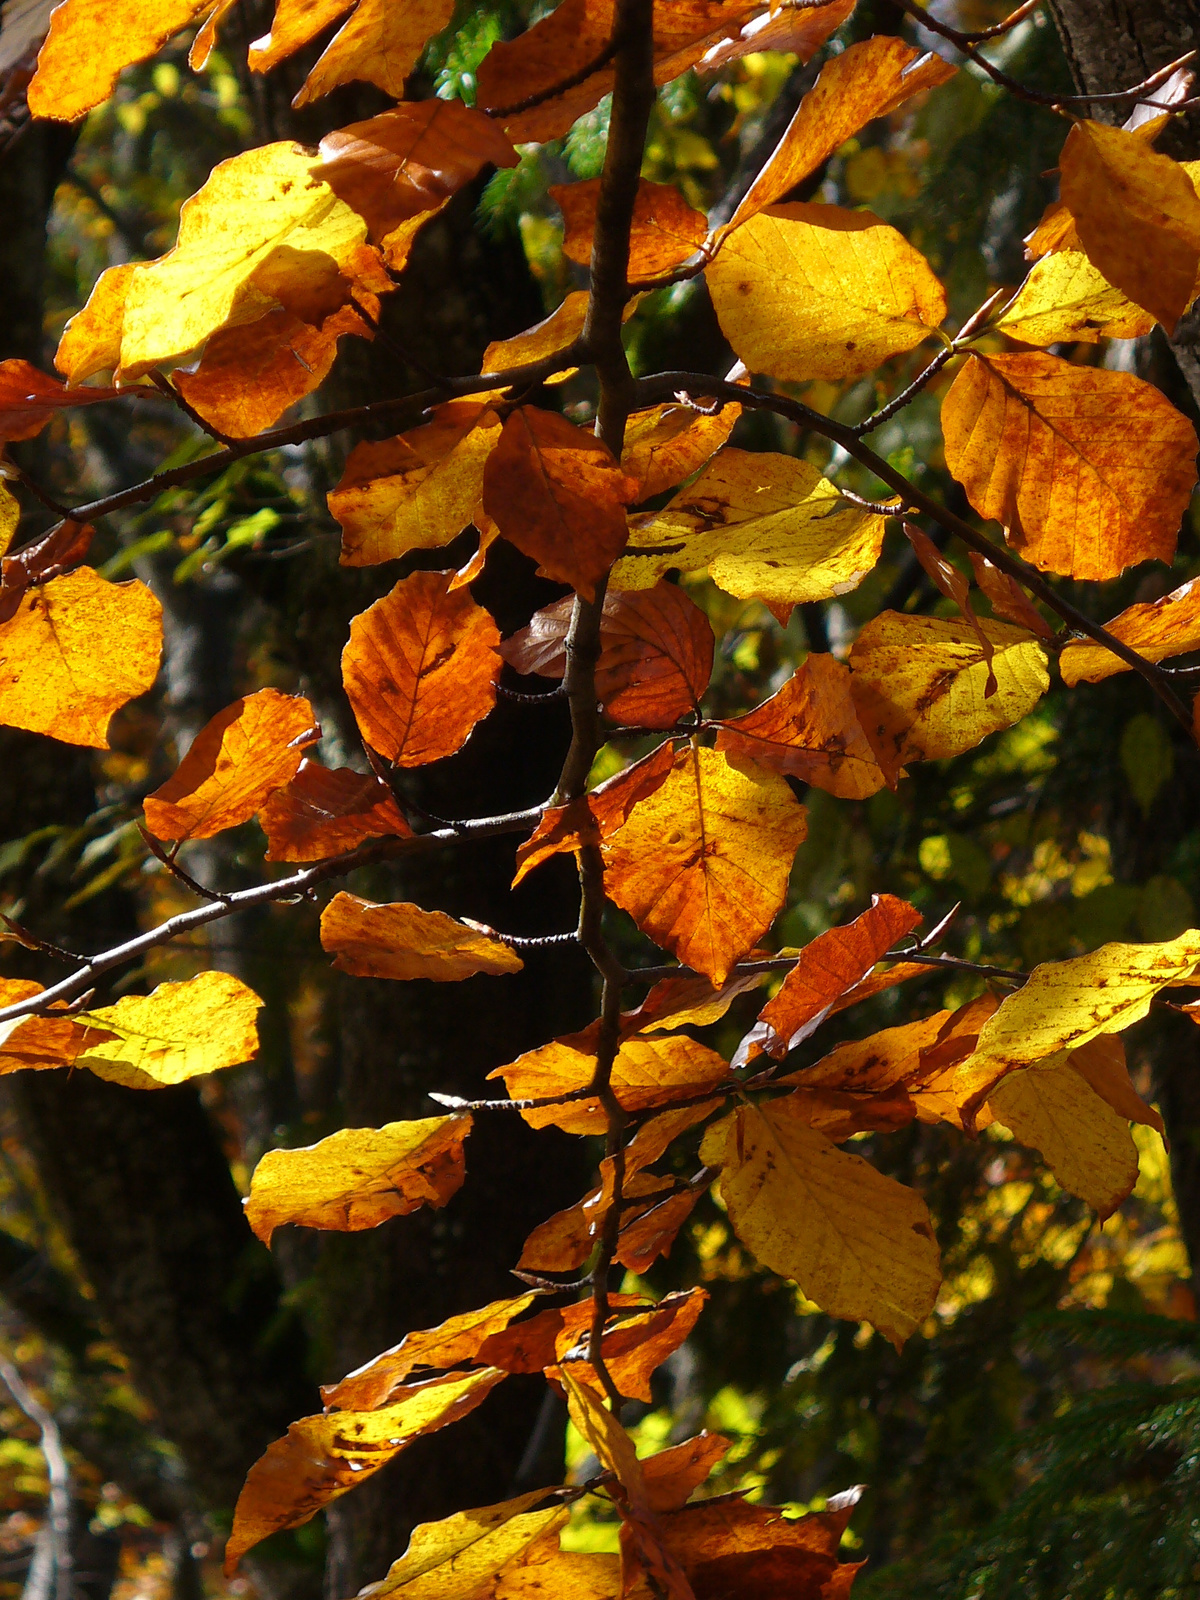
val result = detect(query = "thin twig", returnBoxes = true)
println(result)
[149,371,235,446]
[0,1352,71,1600]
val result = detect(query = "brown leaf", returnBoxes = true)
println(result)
[614,1185,705,1275]
[697,0,855,72]
[320,893,523,982]
[552,1288,707,1403]
[942,350,1198,581]
[1060,574,1200,686]
[0,359,126,442]
[342,569,500,765]
[967,552,1054,639]
[652,1491,865,1600]
[620,398,742,501]
[260,761,411,862]
[481,407,637,600]
[319,102,517,242]
[476,1293,648,1375]
[642,1433,730,1513]
[144,689,319,842]
[714,653,887,800]
[0,520,95,625]
[903,523,997,695]
[554,178,707,281]
[518,1171,675,1274]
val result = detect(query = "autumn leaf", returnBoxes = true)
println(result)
[0,359,128,442]
[552,1288,708,1403]
[481,293,597,382]
[614,449,889,606]
[651,1490,865,1600]
[244,1114,472,1245]
[613,1187,705,1276]
[620,397,742,501]
[1060,576,1200,686]
[554,178,707,281]
[54,265,135,383]
[481,408,637,599]
[622,971,769,1035]
[700,1099,941,1348]
[0,567,161,749]
[941,350,1198,581]
[967,552,1054,639]
[1059,120,1200,333]
[69,971,262,1090]
[260,761,411,862]
[0,983,99,1075]
[320,892,524,982]
[602,743,809,984]
[475,1293,648,1376]
[225,1366,504,1572]
[1068,1034,1164,1135]
[996,251,1155,346]
[144,689,319,842]
[714,652,887,799]
[708,204,947,381]
[0,520,95,625]
[698,0,854,72]
[641,1433,730,1514]
[28,0,215,121]
[280,0,456,106]
[849,611,1048,782]
[341,569,500,766]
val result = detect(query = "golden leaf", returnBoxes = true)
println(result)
[552,1288,708,1404]
[700,1099,941,1348]
[996,251,1155,346]
[0,360,126,442]
[260,761,411,862]
[707,204,946,382]
[320,892,524,982]
[641,1433,730,1513]
[355,1491,569,1600]
[554,178,707,281]
[144,688,319,842]
[614,449,888,606]
[602,744,809,984]
[0,981,106,1075]
[0,567,161,749]
[620,399,741,501]
[481,292,593,381]
[290,0,455,106]
[941,350,1198,580]
[247,0,355,73]
[244,1114,471,1245]
[71,971,261,1090]
[1060,576,1200,686]
[28,0,213,121]
[54,265,136,383]
[1067,1035,1163,1134]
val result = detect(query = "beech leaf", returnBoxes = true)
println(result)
[651,1491,865,1600]
[620,398,742,501]
[996,251,1155,346]
[554,178,707,281]
[1060,576,1200,686]
[260,761,411,862]
[320,893,524,982]
[287,0,456,106]
[28,0,214,121]
[0,360,127,442]
[551,1288,708,1403]
[71,971,262,1090]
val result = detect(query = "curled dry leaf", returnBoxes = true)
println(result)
[623,970,769,1034]
[601,744,809,984]
[475,1293,648,1375]
[612,1185,705,1275]
[698,0,854,72]
[260,761,411,862]
[714,652,887,800]
[342,569,500,766]
[700,1099,941,1348]
[0,567,162,749]
[143,688,319,842]
[28,0,214,121]
[225,1365,504,1572]
[1060,576,1200,686]
[554,178,707,281]
[996,251,1155,346]
[615,449,889,606]
[552,1287,708,1403]
[620,397,741,501]
[244,1113,471,1246]
[941,350,1198,581]
[0,359,127,442]
[966,552,1054,638]
[849,611,1048,784]
[481,407,637,600]
[320,892,524,982]
[708,204,947,382]
[0,519,95,625]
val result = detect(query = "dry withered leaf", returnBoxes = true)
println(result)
[620,398,741,501]
[144,688,319,842]
[613,1185,705,1275]
[0,359,127,442]
[481,407,637,599]
[244,1113,472,1245]
[967,552,1054,638]
[28,0,214,121]
[554,178,707,281]
[701,1099,941,1348]
[260,761,411,862]
[651,1490,865,1600]
[320,892,524,982]
[714,652,887,800]
[941,350,1198,581]
[518,1171,676,1275]
[225,1365,503,1572]
[602,743,808,984]
[1060,575,1200,686]
[0,567,162,749]
[342,569,500,766]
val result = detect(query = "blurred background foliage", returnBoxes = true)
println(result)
[2,0,1199,1596]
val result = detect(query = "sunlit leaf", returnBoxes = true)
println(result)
[698,0,854,72]
[0,359,126,442]
[28,0,214,121]
[996,251,1155,345]
[641,1433,730,1513]
[287,0,455,106]
[1067,1034,1163,1134]
[619,398,741,501]
[1060,575,1200,686]
[552,1288,707,1403]
[260,760,411,862]
[481,292,594,381]
[554,178,707,281]
[72,971,262,1090]
[320,892,524,981]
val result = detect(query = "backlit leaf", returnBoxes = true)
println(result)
[0,359,126,442]
[700,1099,941,1347]
[0,567,161,749]
[1060,576,1200,686]
[941,350,1198,580]
[967,552,1054,638]
[260,761,411,862]
[144,688,319,842]
[72,971,262,1090]
[698,0,854,72]
[708,204,946,381]
[28,0,213,121]
[553,1288,707,1403]
[481,292,593,381]
[54,265,136,383]
[652,1492,865,1600]
[288,0,455,105]
[246,0,357,73]
[622,971,769,1035]
[225,1366,503,1572]
[602,744,808,984]
[996,251,1154,345]
[1068,1034,1164,1134]
[0,982,97,1075]
[554,178,707,281]
[614,449,888,606]
[355,1490,569,1600]
[320,893,524,982]
[244,1114,471,1245]
[642,1433,730,1513]
[342,569,500,766]
[475,1294,648,1376]
[619,398,741,501]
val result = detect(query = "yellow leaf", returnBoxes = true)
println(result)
[73,971,261,1090]
[602,744,808,984]
[226,1367,504,1572]
[562,1370,647,1505]
[707,204,946,382]
[1059,120,1200,334]
[319,892,524,981]
[996,252,1155,346]
[244,1114,471,1245]
[292,0,455,106]
[1060,576,1200,686]
[620,399,741,501]
[0,567,161,749]
[28,0,213,121]
[613,449,888,606]
[481,292,592,381]
[700,1099,941,1348]
[489,1542,619,1600]
[0,484,17,558]
[849,612,1048,780]
[987,1060,1139,1219]
[941,350,1198,581]
[55,264,137,383]
[356,1491,569,1600]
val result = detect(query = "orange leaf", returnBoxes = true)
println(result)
[319,102,517,241]
[942,350,1198,581]
[28,0,213,121]
[714,652,887,799]
[967,552,1054,639]
[54,265,135,384]
[622,970,769,1034]
[554,178,707,281]
[0,359,126,442]
[287,0,455,107]
[260,760,410,862]
[1067,1034,1164,1136]
[552,1287,707,1403]
[698,0,853,71]
[481,407,636,600]
[476,1293,648,1374]
[143,689,318,842]
[903,523,997,695]
[614,1185,705,1275]
[247,0,356,74]
[642,1432,730,1513]
[0,981,99,1074]
[341,569,500,765]
[620,397,742,501]
[519,1170,677,1274]
[320,893,523,981]
[1060,575,1200,686]
[602,744,808,984]
[502,584,713,729]
[481,291,595,382]
[0,520,94,624]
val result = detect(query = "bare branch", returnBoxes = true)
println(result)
[0,1351,72,1600]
